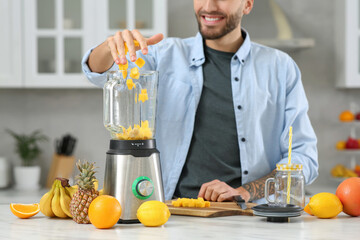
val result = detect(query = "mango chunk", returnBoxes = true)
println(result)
[126,79,136,90]
[138,89,148,103]
[135,57,145,68]
[130,67,140,79]
[122,70,127,79]
[171,197,210,208]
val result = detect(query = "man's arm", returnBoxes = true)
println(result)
[241,169,276,201]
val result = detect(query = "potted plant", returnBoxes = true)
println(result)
[6,129,48,190]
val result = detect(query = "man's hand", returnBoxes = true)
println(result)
[106,30,164,65]
[198,180,250,202]
[88,30,163,73]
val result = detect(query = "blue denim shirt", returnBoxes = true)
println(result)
[82,31,318,201]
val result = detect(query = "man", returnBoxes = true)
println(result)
[82,0,318,203]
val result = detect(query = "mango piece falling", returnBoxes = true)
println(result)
[138,89,148,103]
[126,79,136,90]
[135,57,145,68]
[118,60,128,71]
[130,67,140,79]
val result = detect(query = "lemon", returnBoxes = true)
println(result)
[308,192,343,218]
[137,201,171,227]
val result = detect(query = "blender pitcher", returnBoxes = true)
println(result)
[103,70,164,223]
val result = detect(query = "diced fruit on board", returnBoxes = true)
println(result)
[171,197,210,208]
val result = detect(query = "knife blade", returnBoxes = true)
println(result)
[234,195,248,210]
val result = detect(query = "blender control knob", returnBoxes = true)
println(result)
[132,176,154,199]
[137,180,154,197]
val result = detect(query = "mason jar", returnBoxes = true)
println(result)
[265,164,305,208]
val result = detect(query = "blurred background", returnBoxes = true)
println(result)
[1,0,360,194]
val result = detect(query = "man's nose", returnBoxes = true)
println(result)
[202,0,218,12]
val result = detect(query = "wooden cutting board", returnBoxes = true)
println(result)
[165,201,256,217]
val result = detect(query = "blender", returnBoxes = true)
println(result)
[103,70,164,223]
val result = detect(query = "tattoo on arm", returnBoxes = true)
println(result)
[242,170,276,201]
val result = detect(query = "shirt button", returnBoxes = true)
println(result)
[244,170,249,175]
[241,138,246,142]
[237,105,242,110]
[192,58,195,61]
[241,59,245,63]
[234,77,239,81]
[234,56,238,61]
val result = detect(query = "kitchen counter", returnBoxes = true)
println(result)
[1,187,357,240]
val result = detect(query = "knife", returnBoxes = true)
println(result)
[234,195,248,210]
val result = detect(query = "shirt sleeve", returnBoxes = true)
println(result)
[277,57,319,185]
[81,43,159,88]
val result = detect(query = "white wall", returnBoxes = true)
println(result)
[1,0,359,190]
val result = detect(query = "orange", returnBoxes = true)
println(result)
[335,141,346,150]
[88,195,121,229]
[336,177,360,216]
[304,204,313,215]
[10,203,40,219]
[339,110,354,122]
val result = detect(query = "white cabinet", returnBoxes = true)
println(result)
[1,0,167,88]
[95,0,167,42]
[23,0,96,88]
[0,0,22,87]
[336,0,360,88]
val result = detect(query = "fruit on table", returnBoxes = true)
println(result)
[345,137,360,149]
[10,203,40,219]
[308,192,343,219]
[339,110,354,122]
[137,201,171,227]
[355,165,360,177]
[70,160,99,224]
[89,195,121,229]
[40,178,76,218]
[335,141,346,150]
[336,177,360,216]
[52,181,69,218]
[171,197,211,208]
[356,112,360,120]
[303,203,313,215]
[331,164,358,178]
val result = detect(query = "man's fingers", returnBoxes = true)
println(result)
[146,33,164,46]
[114,31,126,65]
[132,29,148,55]
[217,192,233,202]
[107,37,120,64]
[122,30,137,62]
[198,179,220,198]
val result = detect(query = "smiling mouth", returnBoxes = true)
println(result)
[201,15,225,25]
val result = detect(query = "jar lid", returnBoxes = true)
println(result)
[276,163,303,171]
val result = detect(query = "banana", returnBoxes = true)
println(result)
[51,181,68,218]
[40,181,57,217]
[59,185,72,218]
[99,189,104,195]
[65,185,78,198]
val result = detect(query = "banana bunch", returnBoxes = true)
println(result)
[331,164,358,178]
[39,178,78,218]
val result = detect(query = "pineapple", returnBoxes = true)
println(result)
[70,160,99,224]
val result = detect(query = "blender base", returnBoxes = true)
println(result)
[117,219,140,224]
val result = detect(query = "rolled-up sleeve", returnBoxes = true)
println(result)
[277,58,319,185]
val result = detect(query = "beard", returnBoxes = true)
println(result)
[196,10,242,40]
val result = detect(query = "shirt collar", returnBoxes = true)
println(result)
[189,28,251,67]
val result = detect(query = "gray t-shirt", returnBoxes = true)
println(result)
[174,45,241,198]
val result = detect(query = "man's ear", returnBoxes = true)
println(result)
[243,0,254,15]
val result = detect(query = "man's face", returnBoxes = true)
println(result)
[194,0,252,40]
